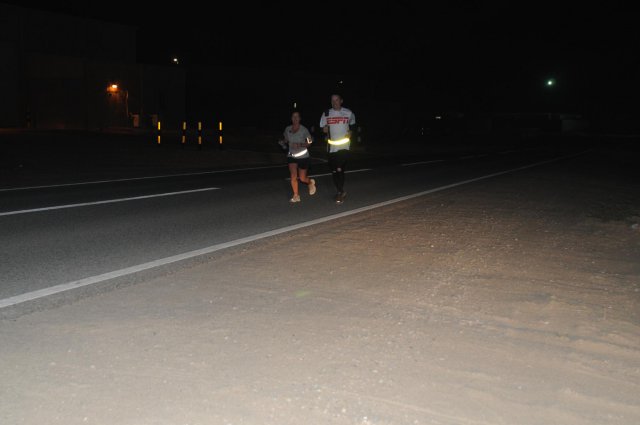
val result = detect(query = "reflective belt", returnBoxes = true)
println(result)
[291,149,308,158]
[328,137,350,146]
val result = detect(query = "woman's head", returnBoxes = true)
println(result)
[291,110,301,124]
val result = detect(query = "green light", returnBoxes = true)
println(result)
[546,79,555,86]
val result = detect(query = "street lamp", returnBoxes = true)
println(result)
[107,83,129,126]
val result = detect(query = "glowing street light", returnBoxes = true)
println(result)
[106,83,129,123]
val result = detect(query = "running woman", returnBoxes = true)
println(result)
[281,110,316,203]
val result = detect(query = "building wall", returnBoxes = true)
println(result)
[0,2,185,130]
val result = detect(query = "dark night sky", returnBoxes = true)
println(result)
[5,1,640,113]
[7,1,637,70]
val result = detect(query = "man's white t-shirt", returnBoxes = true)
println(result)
[320,107,356,153]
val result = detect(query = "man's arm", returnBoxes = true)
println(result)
[320,109,331,135]
[348,112,356,139]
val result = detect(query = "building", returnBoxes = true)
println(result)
[0,2,185,130]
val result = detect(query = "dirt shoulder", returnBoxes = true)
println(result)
[1,139,639,424]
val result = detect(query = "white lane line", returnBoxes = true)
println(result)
[0,165,284,192]
[0,153,582,309]
[0,187,219,217]
[402,159,445,166]
[286,168,372,180]
[345,168,373,173]
[1,157,330,192]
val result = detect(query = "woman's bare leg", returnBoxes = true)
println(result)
[298,168,310,185]
[289,163,299,196]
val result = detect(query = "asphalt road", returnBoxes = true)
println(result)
[0,131,581,316]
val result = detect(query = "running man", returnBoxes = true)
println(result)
[320,94,356,204]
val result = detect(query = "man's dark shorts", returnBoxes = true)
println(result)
[328,149,349,171]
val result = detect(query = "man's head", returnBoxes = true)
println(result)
[331,94,343,110]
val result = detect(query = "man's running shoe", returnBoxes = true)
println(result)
[308,179,316,195]
[335,191,346,204]
[289,194,301,203]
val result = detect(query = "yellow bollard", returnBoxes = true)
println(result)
[197,121,202,149]
[157,121,161,145]
[181,121,187,146]
[218,121,223,149]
